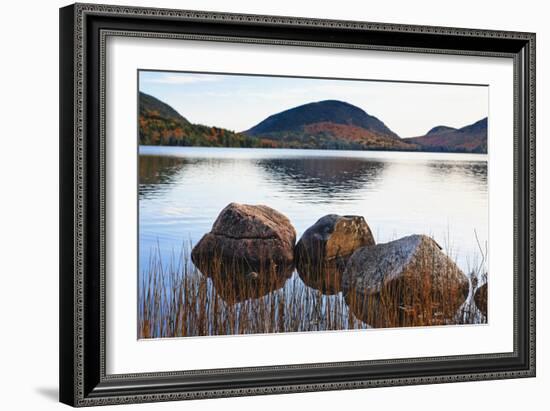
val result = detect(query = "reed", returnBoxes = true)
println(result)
[138,236,487,339]
[344,250,469,328]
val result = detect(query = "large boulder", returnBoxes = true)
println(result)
[342,234,469,328]
[295,215,375,294]
[191,203,296,303]
[474,282,488,318]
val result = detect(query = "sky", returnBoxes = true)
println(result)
[139,70,488,138]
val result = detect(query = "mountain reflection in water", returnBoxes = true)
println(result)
[257,157,385,204]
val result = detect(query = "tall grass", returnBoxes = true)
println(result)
[458,230,488,324]
[138,237,487,339]
[138,243,368,338]
[295,239,349,295]
[344,244,470,328]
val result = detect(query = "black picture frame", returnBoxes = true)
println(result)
[59,3,536,407]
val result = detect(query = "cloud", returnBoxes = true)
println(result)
[143,74,220,85]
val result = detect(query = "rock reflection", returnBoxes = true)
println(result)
[195,259,294,305]
[257,157,385,203]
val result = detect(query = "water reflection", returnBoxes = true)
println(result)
[138,147,489,336]
[257,157,385,203]
[139,155,190,199]
[428,161,487,187]
[202,264,294,305]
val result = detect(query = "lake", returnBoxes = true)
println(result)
[138,146,488,336]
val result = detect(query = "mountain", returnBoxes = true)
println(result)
[243,100,418,151]
[426,125,456,135]
[138,93,487,154]
[140,92,190,126]
[138,92,258,147]
[246,100,399,138]
[405,118,488,153]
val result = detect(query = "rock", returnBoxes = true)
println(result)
[191,203,296,303]
[342,234,469,327]
[474,283,488,318]
[295,214,375,294]
[192,202,296,269]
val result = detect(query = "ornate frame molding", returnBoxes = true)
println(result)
[60,3,535,407]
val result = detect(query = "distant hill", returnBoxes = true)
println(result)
[138,92,258,147]
[246,100,399,138]
[426,125,457,135]
[243,100,418,151]
[140,92,190,126]
[405,118,488,153]
[138,93,487,154]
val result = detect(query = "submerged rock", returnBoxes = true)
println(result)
[474,283,488,318]
[191,203,296,303]
[295,214,375,294]
[342,234,469,328]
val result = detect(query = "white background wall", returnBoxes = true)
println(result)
[0,0,546,409]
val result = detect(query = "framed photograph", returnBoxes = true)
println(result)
[59,3,535,407]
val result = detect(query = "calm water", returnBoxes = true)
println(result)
[139,146,487,276]
[138,146,488,335]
